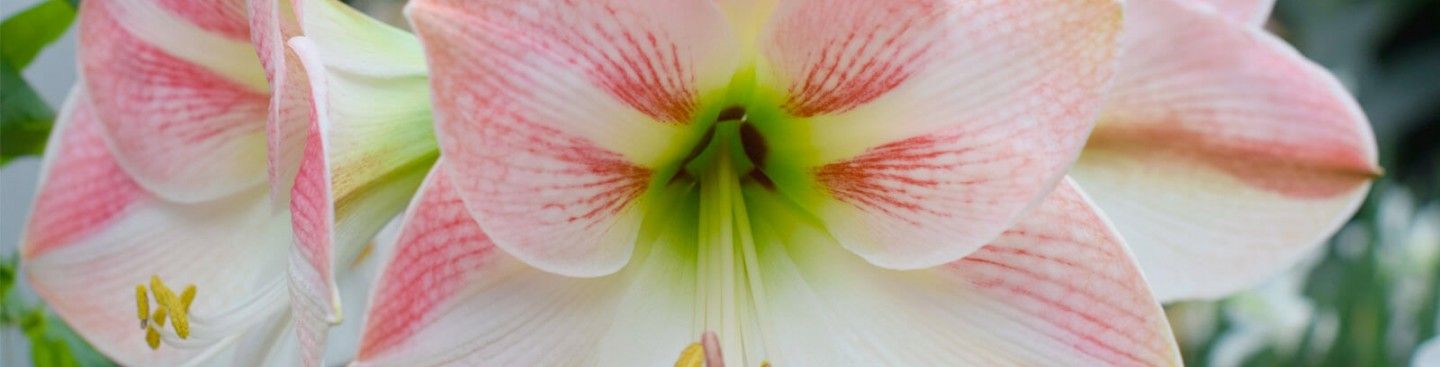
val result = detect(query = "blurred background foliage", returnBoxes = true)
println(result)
[1,0,1437,366]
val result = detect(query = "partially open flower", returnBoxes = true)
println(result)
[20,0,423,365]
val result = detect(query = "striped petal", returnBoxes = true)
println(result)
[406,0,741,276]
[757,0,1124,269]
[750,179,1180,365]
[1071,0,1379,301]
[352,167,696,366]
[78,0,270,203]
[249,0,309,206]
[283,1,436,365]
[22,90,291,366]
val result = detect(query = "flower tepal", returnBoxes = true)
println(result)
[351,0,1180,365]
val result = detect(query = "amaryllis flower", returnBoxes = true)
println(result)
[19,0,423,365]
[349,0,1181,365]
[1070,0,1380,301]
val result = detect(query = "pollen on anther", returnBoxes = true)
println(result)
[145,326,161,350]
[153,308,168,328]
[673,342,705,367]
[135,285,149,328]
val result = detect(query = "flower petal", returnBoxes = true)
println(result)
[1180,0,1275,25]
[1071,0,1379,301]
[406,0,740,276]
[760,0,1123,269]
[749,179,1180,365]
[249,0,310,206]
[22,90,291,366]
[283,3,437,364]
[352,167,695,366]
[78,0,271,203]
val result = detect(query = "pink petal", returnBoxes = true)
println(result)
[406,0,740,276]
[1071,0,1379,300]
[1177,0,1275,25]
[281,9,436,362]
[79,0,271,203]
[353,167,695,365]
[755,179,1180,365]
[23,90,292,365]
[249,0,310,207]
[762,0,1124,269]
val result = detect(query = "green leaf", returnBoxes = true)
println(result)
[0,59,56,165]
[0,0,77,70]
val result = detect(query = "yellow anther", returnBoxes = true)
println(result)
[760,361,771,367]
[135,284,149,328]
[674,342,705,367]
[152,308,167,328]
[148,275,192,339]
[180,285,196,312]
[144,326,161,350]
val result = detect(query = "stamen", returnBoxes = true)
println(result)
[738,123,766,166]
[135,285,149,329]
[153,308,168,327]
[673,332,732,367]
[134,275,198,350]
[717,106,747,122]
[145,326,161,350]
[674,342,705,367]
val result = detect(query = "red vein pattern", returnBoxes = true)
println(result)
[287,95,334,366]
[763,0,1121,268]
[357,168,499,360]
[23,97,145,258]
[80,0,269,200]
[768,0,943,117]
[950,181,1176,365]
[157,0,251,41]
[408,0,733,274]
[249,0,311,203]
[410,0,719,124]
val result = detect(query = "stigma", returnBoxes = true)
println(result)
[673,331,772,367]
[134,275,196,350]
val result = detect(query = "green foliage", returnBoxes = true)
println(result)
[0,0,75,166]
[1,0,76,69]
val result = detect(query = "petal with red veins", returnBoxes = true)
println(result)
[283,2,437,364]
[352,167,695,366]
[406,0,740,276]
[249,0,310,206]
[79,0,270,203]
[759,0,1124,269]
[1071,0,1379,301]
[22,90,291,366]
[750,179,1180,365]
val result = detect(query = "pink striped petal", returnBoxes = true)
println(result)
[282,3,436,364]
[22,90,292,366]
[406,0,740,276]
[78,0,271,203]
[755,179,1180,365]
[353,167,695,366]
[1180,0,1275,25]
[760,0,1124,269]
[1071,0,1379,301]
[249,0,310,207]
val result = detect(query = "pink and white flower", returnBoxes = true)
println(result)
[348,0,1182,365]
[20,0,428,365]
